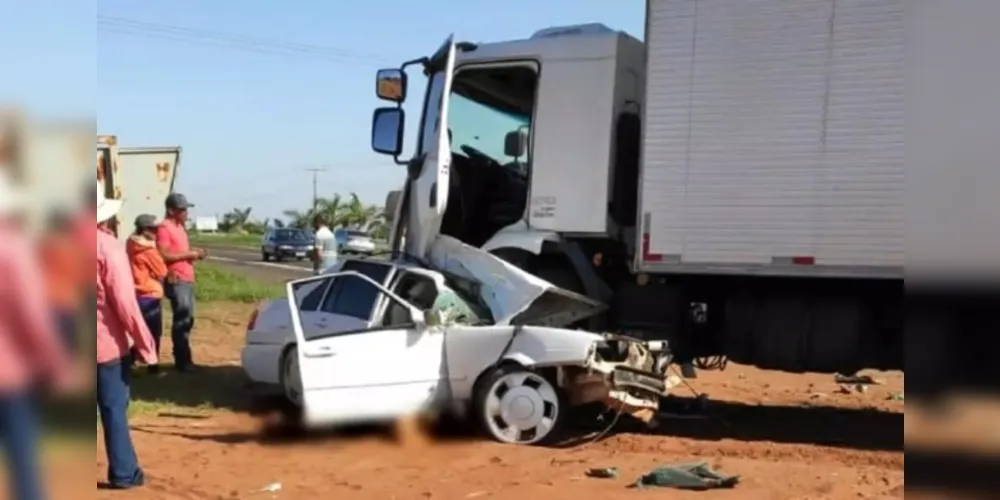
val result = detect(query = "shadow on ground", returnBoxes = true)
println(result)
[129,364,266,415]
[573,395,903,453]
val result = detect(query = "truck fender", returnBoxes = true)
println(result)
[481,224,559,256]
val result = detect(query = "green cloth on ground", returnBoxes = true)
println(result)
[632,462,740,490]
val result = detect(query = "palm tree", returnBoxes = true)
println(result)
[220,206,253,233]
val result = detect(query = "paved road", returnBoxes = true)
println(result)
[200,243,312,284]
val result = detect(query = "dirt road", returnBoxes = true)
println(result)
[95,302,904,499]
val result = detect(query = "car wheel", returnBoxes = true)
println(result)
[261,249,270,261]
[279,346,302,407]
[474,364,566,445]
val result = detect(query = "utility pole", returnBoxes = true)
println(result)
[304,167,326,212]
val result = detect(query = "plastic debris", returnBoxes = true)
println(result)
[585,467,620,479]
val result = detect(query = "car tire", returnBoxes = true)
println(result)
[279,346,302,407]
[473,364,567,446]
[261,249,270,261]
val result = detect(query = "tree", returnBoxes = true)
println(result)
[219,206,253,233]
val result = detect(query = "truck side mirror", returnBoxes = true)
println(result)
[504,130,526,158]
[371,108,405,157]
[375,68,407,102]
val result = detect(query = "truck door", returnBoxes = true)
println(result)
[401,36,457,260]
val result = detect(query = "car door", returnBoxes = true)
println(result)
[397,36,457,260]
[286,272,446,427]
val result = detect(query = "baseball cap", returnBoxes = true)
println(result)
[134,214,158,230]
[165,193,194,210]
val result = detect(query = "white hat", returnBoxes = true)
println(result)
[96,182,122,223]
[0,168,25,216]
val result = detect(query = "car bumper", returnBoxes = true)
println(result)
[343,242,376,254]
[274,247,311,258]
[241,343,285,385]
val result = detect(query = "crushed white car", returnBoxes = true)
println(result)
[241,236,675,445]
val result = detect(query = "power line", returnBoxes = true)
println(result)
[303,167,327,211]
[97,16,397,66]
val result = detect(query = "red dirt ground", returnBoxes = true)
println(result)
[92,302,904,499]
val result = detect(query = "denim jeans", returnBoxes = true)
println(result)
[164,281,195,368]
[97,354,145,488]
[137,297,163,363]
[0,392,45,500]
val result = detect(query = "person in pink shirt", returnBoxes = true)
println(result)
[96,185,158,489]
[155,193,206,372]
[0,171,75,500]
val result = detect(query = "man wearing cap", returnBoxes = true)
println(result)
[96,185,158,489]
[156,193,206,373]
[128,214,169,375]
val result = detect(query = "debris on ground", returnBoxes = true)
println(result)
[631,462,740,490]
[834,373,882,385]
[584,467,619,479]
[887,391,904,401]
[257,482,282,494]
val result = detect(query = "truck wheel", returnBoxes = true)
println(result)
[474,364,566,445]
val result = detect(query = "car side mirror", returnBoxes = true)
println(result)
[422,308,442,328]
[371,107,405,157]
[375,68,407,102]
[504,130,526,158]
[409,307,427,329]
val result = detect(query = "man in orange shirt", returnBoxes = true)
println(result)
[127,214,168,375]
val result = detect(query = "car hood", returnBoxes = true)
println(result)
[425,235,606,327]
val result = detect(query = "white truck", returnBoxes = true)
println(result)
[97,135,181,240]
[367,0,1000,377]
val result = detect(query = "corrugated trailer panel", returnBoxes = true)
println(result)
[639,0,904,277]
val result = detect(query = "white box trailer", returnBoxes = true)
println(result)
[638,0,904,279]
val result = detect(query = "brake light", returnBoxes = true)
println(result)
[247,307,260,331]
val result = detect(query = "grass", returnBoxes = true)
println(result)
[190,231,261,247]
[195,261,284,302]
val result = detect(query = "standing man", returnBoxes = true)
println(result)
[0,170,76,500]
[155,193,206,373]
[96,185,158,489]
[127,214,169,375]
[311,214,337,275]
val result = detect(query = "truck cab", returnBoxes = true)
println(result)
[371,25,643,265]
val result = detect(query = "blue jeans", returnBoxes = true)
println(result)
[164,281,195,368]
[97,355,145,488]
[0,392,45,500]
[137,297,163,363]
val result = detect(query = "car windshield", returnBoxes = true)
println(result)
[275,229,310,242]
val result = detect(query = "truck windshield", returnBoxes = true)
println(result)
[448,65,537,176]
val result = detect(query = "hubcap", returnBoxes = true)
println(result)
[483,371,559,444]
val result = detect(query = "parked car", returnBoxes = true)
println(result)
[334,228,377,255]
[240,236,673,445]
[261,228,313,262]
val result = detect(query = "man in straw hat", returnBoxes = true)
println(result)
[0,170,76,500]
[96,184,158,489]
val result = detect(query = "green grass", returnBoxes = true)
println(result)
[195,261,284,302]
[189,231,261,247]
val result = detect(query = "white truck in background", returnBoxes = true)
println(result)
[97,135,181,241]
[369,0,997,379]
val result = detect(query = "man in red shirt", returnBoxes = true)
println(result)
[155,193,206,372]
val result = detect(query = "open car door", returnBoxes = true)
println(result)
[398,35,458,259]
[285,271,446,427]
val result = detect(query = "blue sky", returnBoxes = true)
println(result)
[5,1,643,221]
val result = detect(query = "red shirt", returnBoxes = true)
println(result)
[0,223,72,392]
[156,218,195,283]
[96,228,157,364]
